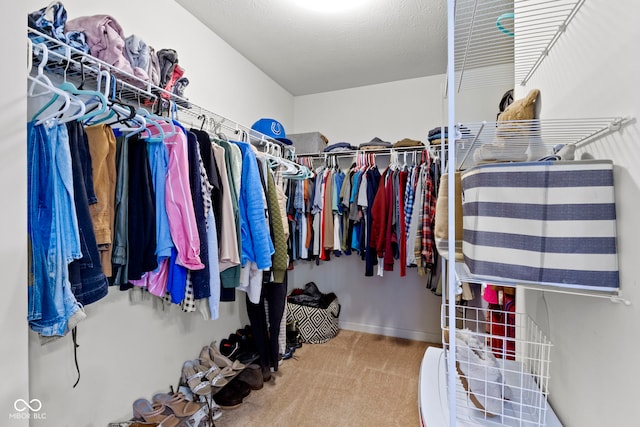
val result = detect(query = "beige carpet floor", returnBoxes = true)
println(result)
[214,330,434,427]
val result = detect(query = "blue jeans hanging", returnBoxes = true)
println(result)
[28,120,83,336]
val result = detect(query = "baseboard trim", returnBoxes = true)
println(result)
[339,321,442,344]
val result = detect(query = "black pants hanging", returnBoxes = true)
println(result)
[245,271,288,371]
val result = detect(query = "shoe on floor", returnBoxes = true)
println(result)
[213,383,244,409]
[225,377,251,399]
[236,364,264,390]
[261,365,272,382]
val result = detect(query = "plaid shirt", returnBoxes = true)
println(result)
[420,158,436,266]
[404,165,417,237]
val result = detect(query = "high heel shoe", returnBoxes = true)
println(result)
[151,392,200,417]
[181,360,212,396]
[201,344,245,372]
[132,398,179,427]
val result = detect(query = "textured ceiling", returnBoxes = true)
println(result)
[175,0,447,95]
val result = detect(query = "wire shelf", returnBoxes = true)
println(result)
[453,0,515,92]
[452,0,587,91]
[442,304,553,427]
[453,117,629,169]
[26,28,290,153]
[515,0,586,86]
[452,262,630,305]
[29,28,167,108]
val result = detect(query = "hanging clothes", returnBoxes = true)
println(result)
[126,133,172,297]
[266,169,288,283]
[397,169,408,277]
[65,120,110,305]
[124,132,157,282]
[146,122,204,272]
[215,139,242,292]
[111,133,130,286]
[382,168,397,272]
[191,129,222,318]
[84,124,117,278]
[192,130,223,242]
[415,156,438,276]
[370,168,389,262]
[27,120,85,337]
[290,148,439,281]
[407,164,425,267]
[233,140,274,270]
[364,166,381,276]
[145,138,173,260]
[138,121,202,305]
[185,130,210,300]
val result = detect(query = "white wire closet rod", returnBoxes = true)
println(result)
[174,104,297,158]
[515,0,586,85]
[295,145,430,159]
[27,28,285,152]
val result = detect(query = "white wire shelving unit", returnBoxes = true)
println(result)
[426,1,632,426]
[441,304,553,427]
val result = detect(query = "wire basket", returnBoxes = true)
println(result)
[442,304,552,426]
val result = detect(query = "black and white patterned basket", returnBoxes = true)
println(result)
[286,297,340,344]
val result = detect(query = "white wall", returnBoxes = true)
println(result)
[518,1,640,425]
[294,70,511,144]
[292,73,512,343]
[22,0,294,425]
[3,3,29,427]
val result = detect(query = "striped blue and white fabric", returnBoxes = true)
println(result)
[461,160,619,291]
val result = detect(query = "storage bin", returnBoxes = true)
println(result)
[286,283,340,344]
[287,132,327,154]
[461,160,619,290]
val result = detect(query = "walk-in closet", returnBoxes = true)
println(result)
[4,0,640,426]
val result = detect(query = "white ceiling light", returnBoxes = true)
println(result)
[293,0,367,13]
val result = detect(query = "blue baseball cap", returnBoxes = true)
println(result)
[251,118,293,145]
